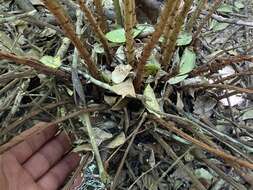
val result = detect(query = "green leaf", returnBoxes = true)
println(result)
[106,132,126,149]
[212,22,230,32]
[179,48,196,75]
[105,28,126,43]
[168,48,196,84]
[234,1,244,9]
[176,32,192,46]
[145,55,161,76]
[241,109,253,120]
[105,25,145,43]
[144,84,161,117]
[168,74,189,85]
[40,55,61,69]
[217,4,234,13]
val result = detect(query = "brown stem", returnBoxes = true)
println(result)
[134,0,179,92]
[78,0,112,65]
[162,0,194,71]
[0,51,70,81]
[93,0,108,32]
[150,115,253,170]
[124,0,135,67]
[42,0,100,79]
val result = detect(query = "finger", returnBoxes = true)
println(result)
[37,152,80,190]
[23,131,71,180]
[8,122,57,164]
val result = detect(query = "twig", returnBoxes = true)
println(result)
[183,83,253,94]
[111,113,147,190]
[0,51,71,81]
[201,10,253,27]
[72,8,109,184]
[42,0,100,78]
[128,161,161,190]
[0,10,36,24]
[152,132,207,190]
[191,55,253,76]
[151,146,194,190]
[134,0,179,92]
[193,149,247,190]
[150,115,253,170]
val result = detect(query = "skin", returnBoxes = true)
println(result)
[0,122,81,190]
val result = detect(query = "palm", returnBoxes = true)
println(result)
[0,123,80,190]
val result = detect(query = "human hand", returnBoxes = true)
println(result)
[0,122,81,190]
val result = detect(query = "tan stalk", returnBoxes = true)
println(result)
[93,0,108,32]
[131,0,137,26]
[134,0,178,92]
[162,0,194,70]
[78,0,112,65]
[124,0,135,67]
[41,0,100,79]
[161,0,181,53]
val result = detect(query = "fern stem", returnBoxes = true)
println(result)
[42,0,100,79]
[134,0,178,92]
[113,0,123,26]
[124,0,135,67]
[78,0,112,65]
[93,0,108,32]
[161,0,181,54]
[186,0,207,33]
[162,0,194,71]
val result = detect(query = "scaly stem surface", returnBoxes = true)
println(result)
[93,0,108,32]
[42,0,100,79]
[78,0,112,65]
[134,0,178,92]
[124,0,135,67]
[162,0,194,70]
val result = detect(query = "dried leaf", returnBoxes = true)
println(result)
[241,109,253,120]
[176,32,192,46]
[40,55,61,69]
[112,64,132,84]
[106,132,126,148]
[144,84,161,117]
[112,79,136,98]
